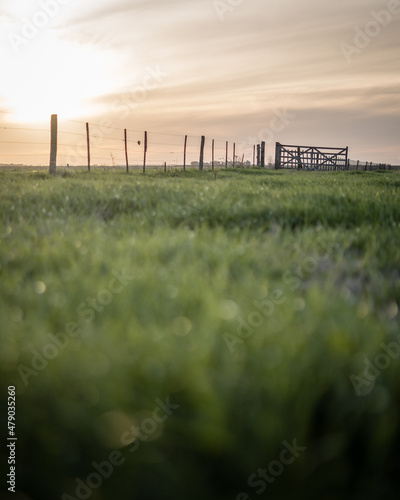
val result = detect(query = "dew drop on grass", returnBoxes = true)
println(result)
[387,302,398,320]
[219,300,240,320]
[34,281,46,294]
[166,285,178,298]
[357,302,369,319]
[294,298,306,311]
[172,316,192,337]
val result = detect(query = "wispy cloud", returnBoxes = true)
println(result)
[1,0,399,163]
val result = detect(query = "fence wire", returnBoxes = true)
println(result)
[0,113,397,171]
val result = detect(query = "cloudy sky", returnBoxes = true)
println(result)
[0,0,399,165]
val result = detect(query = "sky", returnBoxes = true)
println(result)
[0,0,399,165]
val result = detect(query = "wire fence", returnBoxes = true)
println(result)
[347,160,398,171]
[0,112,398,171]
[0,114,257,170]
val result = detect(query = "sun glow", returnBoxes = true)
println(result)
[2,35,122,123]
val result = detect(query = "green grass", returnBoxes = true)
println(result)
[1,168,400,500]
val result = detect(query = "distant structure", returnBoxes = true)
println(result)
[275,143,349,171]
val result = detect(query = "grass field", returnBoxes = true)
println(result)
[1,168,400,500]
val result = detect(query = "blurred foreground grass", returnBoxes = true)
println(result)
[1,168,400,500]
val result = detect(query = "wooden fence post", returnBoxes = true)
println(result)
[143,131,147,173]
[183,135,187,171]
[257,144,261,166]
[124,129,129,173]
[49,114,57,175]
[233,143,236,167]
[261,141,265,168]
[253,145,256,167]
[164,162,167,173]
[212,139,215,171]
[86,122,90,172]
[225,141,228,168]
[274,142,281,169]
[297,146,302,169]
[199,136,205,171]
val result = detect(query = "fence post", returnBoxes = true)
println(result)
[164,161,167,173]
[124,129,129,173]
[274,142,281,169]
[233,143,236,167]
[297,146,302,169]
[183,135,187,171]
[143,131,147,173]
[225,141,228,168]
[49,114,57,175]
[86,122,91,172]
[261,141,265,168]
[253,145,255,167]
[212,139,215,171]
[257,144,260,166]
[199,136,205,171]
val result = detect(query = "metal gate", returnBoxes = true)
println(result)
[275,143,349,170]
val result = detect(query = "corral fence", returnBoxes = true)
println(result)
[275,143,349,170]
[274,142,396,171]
